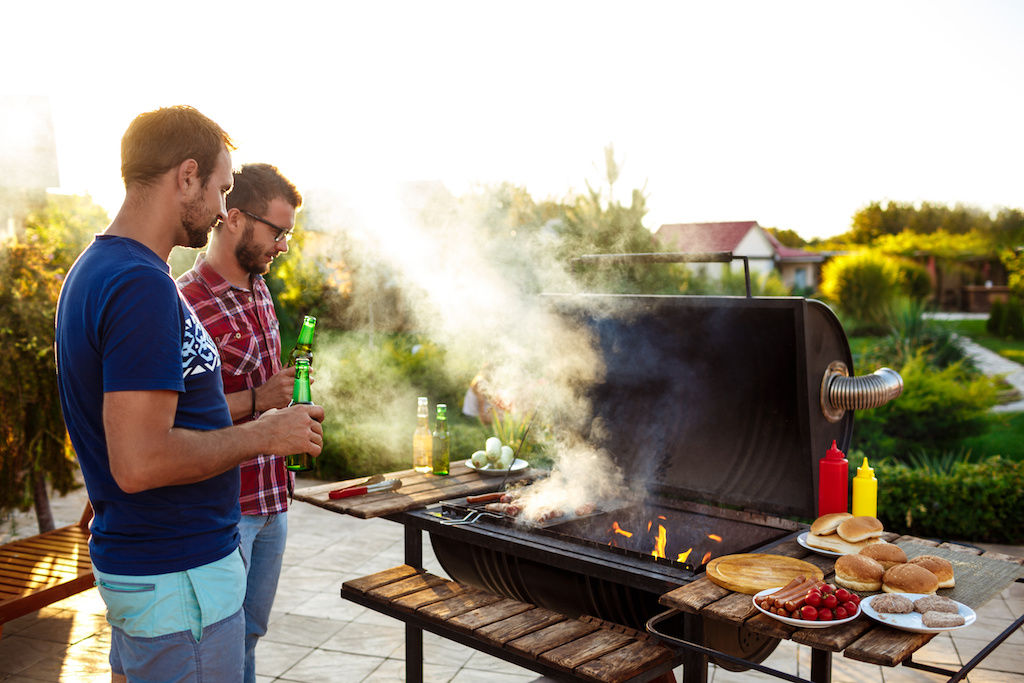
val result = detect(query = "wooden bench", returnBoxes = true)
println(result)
[342,565,683,682]
[0,502,94,638]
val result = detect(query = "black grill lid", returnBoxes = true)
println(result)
[547,293,853,520]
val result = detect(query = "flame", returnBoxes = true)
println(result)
[677,547,693,563]
[657,515,667,521]
[612,522,633,538]
[708,534,722,542]
[701,551,712,565]
[646,520,652,532]
[651,525,668,559]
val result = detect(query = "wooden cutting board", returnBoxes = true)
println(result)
[705,553,824,594]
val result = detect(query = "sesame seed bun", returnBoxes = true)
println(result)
[882,563,939,594]
[908,555,955,589]
[858,542,908,569]
[810,512,853,536]
[836,516,884,542]
[834,554,885,592]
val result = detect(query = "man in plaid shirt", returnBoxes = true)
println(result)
[177,163,302,683]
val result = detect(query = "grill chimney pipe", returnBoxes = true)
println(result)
[820,361,903,423]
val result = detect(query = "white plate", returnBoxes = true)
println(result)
[861,593,976,633]
[797,531,844,557]
[752,587,861,628]
[464,458,528,476]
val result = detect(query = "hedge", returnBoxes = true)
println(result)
[874,456,1024,544]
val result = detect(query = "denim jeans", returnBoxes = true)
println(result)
[237,513,287,683]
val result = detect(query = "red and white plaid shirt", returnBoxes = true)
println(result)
[177,253,291,515]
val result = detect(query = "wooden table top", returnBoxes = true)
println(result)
[658,534,1024,667]
[292,460,538,519]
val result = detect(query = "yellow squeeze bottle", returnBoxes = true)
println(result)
[852,457,877,517]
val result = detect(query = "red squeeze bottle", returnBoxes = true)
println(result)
[818,440,849,515]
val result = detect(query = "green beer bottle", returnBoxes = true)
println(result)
[285,358,314,472]
[289,315,317,366]
[432,403,450,476]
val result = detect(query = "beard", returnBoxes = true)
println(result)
[180,194,218,248]
[235,223,273,276]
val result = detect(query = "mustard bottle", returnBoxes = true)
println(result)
[852,457,877,517]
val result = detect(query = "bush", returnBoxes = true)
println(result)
[875,456,1024,543]
[987,298,1024,339]
[820,250,903,331]
[861,298,972,372]
[854,353,998,459]
[895,258,933,302]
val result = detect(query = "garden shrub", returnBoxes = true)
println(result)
[819,250,902,331]
[986,298,1024,339]
[895,258,932,302]
[854,353,998,459]
[874,456,1024,543]
[861,298,971,372]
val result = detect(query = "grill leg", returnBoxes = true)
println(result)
[681,613,708,683]
[403,525,424,683]
[810,648,831,683]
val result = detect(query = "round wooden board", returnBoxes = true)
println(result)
[705,553,824,594]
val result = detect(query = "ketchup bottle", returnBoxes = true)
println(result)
[818,440,849,515]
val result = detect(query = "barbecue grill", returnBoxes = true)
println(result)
[405,287,903,671]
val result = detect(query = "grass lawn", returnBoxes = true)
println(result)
[961,411,1024,461]
[930,318,1024,360]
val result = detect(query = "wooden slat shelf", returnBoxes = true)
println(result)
[343,565,683,682]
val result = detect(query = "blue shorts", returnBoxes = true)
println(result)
[94,549,246,681]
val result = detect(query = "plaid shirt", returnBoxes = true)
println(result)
[177,254,291,515]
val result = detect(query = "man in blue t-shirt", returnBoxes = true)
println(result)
[55,106,325,683]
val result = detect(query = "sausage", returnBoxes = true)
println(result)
[770,577,816,609]
[466,492,504,504]
[767,576,807,607]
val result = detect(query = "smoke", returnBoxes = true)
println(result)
[302,178,629,503]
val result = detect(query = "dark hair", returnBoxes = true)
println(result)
[227,163,303,214]
[121,105,235,188]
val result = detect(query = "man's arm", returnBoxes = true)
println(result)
[224,366,297,422]
[103,389,324,493]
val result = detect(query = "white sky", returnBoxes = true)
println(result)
[2,0,1022,239]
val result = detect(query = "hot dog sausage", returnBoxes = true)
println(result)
[466,492,504,504]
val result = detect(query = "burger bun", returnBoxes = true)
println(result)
[837,516,884,542]
[810,512,853,536]
[883,563,939,594]
[834,554,885,592]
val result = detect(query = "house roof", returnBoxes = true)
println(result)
[656,220,823,264]
[655,221,759,253]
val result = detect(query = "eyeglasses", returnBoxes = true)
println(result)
[241,210,292,243]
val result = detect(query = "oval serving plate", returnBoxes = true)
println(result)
[464,458,528,476]
[861,593,976,634]
[752,587,861,629]
[796,531,844,558]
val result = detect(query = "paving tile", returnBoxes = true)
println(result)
[451,667,539,682]
[263,613,347,648]
[0,635,69,675]
[911,632,960,667]
[318,620,405,657]
[253,640,315,678]
[13,611,108,647]
[360,657,461,683]
[48,587,108,616]
[462,649,537,675]
[275,648,383,683]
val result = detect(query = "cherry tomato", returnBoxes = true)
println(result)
[835,588,851,602]
[823,594,839,609]
[817,607,833,621]
[842,600,858,615]
[834,606,848,619]
[825,584,837,594]
[806,592,822,607]
[848,594,861,606]
[800,605,818,620]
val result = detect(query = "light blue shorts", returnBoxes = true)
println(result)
[94,549,246,681]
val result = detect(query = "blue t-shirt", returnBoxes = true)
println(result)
[55,235,239,575]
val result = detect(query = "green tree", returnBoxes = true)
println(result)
[1,194,104,529]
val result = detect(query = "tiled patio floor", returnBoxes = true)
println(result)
[1,484,1022,682]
